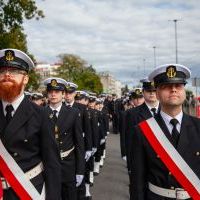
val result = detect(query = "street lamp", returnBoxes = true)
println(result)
[143,58,146,76]
[153,46,156,68]
[169,19,181,64]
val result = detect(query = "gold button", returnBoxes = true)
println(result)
[24,139,28,143]
[196,152,200,156]
[171,186,175,190]
[60,141,63,144]
[156,155,160,158]
[168,172,172,175]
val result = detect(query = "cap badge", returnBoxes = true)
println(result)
[166,66,176,78]
[51,79,58,87]
[65,84,70,89]
[135,89,140,95]
[151,82,155,87]
[5,50,15,61]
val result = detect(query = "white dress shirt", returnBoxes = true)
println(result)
[160,110,183,134]
[49,103,62,118]
[2,94,25,117]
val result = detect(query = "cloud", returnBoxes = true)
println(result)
[24,0,200,86]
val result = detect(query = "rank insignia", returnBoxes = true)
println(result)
[166,66,176,78]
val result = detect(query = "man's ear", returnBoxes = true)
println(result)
[23,75,29,85]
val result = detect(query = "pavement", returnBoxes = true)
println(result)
[91,133,129,200]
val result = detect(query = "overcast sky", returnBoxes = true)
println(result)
[24,0,200,86]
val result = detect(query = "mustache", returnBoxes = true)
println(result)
[0,78,15,83]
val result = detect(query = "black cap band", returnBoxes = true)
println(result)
[47,83,65,91]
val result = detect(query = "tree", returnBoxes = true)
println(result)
[0,27,28,50]
[76,68,103,94]
[0,0,44,50]
[0,0,44,34]
[55,54,87,81]
[0,0,44,89]
[26,69,41,91]
[55,54,103,94]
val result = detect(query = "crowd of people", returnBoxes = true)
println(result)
[0,48,112,200]
[1,48,200,200]
[111,63,200,199]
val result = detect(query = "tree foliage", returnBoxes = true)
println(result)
[55,54,103,94]
[0,0,44,33]
[26,69,41,91]
[0,0,44,90]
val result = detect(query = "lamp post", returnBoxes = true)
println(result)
[169,19,181,64]
[143,58,146,76]
[153,46,156,68]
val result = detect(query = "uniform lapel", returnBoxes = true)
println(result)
[139,103,153,119]
[0,101,6,135]
[57,104,68,130]
[4,97,34,140]
[155,112,174,144]
[46,106,55,127]
[177,113,190,155]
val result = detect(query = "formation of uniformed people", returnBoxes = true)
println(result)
[116,63,200,200]
[0,49,110,200]
[1,48,200,200]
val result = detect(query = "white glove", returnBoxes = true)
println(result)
[100,139,106,145]
[76,175,84,187]
[85,151,92,162]
[122,156,127,161]
[92,147,97,155]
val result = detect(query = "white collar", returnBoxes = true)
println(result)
[2,94,25,116]
[65,100,74,107]
[160,110,183,125]
[49,103,62,113]
[145,102,159,112]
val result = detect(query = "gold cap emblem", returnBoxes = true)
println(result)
[65,84,70,89]
[51,79,57,87]
[166,66,176,78]
[135,89,140,95]
[5,50,15,61]
[151,82,155,87]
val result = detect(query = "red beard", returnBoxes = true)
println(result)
[0,77,24,102]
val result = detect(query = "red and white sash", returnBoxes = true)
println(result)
[0,181,2,200]
[0,140,45,200]
[139,117,200,199]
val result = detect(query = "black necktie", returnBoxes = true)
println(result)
[5,104,14,125]
[52,110,58,123]
[151,108,157,117]
[170,118,180,147]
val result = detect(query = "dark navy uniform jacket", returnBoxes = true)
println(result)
[0,97,61,200]
[126,103,153,172]
[46,104,85,182]
[130,112,200,200]
[72,102,93,151]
